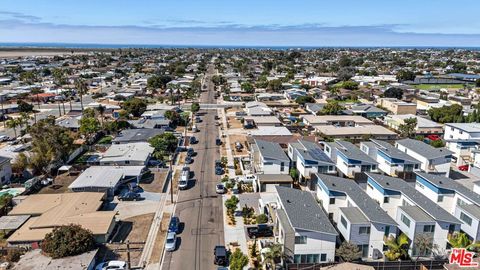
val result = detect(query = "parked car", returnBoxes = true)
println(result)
[148,159,163,167]
[95,260,127,270]
[192,125,199,132]
[215,167,224,175]
[247,224,274,238]
[185,156,194,164]
[165,232,177,252]
[214,115,220,120]
[214,245,227,266]
[179,179,188,190]
[168,216,180,233]
[216,183,226,194]
[0,135,10,142]
[216,138,222,146]
[187,147,195,156]
[190,136,198,144]
[119,192,141,201]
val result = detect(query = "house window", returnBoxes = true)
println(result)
[367,183,374,190]
[294,254,320,263]
[384,226,390,237]
[294,236,307,244]
[401,214,411,227]
[280,162,285,172]
[414,164,419,169]
[340,215,348,228]
[329,198,335,205]
[125,160,130,165]
[359,226,371,235]
[358,244,369,258]
[438,196,444,202]
[460,212,473,226]
[416,182,424,189]
[423,225,435,233]
[384,197,390,203]
[320,254,327,262]
[457,198,467,206]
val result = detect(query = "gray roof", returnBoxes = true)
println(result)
[277,208,295,234]
[399,206,434,222]
[366,173,460,224]
[0,215,30,230]
[416,172,480,206]
[306,103,325,113]
[348,104,386,114]
[459,204,480,220]
[275,186,337,235]
[444,123,480,133]
[316,173,396,226]
[340,207,369,224]
[292,140,334,166]
[257,174,293,183]
[396,138,453,159]
[113,128,165,143]
[128,118,170,129]
[334,140,378,165]
[370,139,421,164]
[254,139,289,161]
[69,166,125,189]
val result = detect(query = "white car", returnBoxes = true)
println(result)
[95,260,127,270]
[165,232,177,252]
[178,179,188,190]
[216,183,226,194]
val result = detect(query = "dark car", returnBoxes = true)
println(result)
[216,138,222,146]
[214,246,227,266]
[185,156,194,164]
[187,148,196,156]
[189,136,197,144]
[247,224,274,238]
[214,115,220,120]
[119,192,141,201]
[168,216,180,233]
[215,167,224,175]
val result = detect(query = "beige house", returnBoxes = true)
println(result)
[376,98,417,115]
[7,192,116,246]
[384,114,443,135]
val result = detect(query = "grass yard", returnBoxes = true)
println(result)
[414,84,465,90]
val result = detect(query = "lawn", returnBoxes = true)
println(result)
[414,84,465,90]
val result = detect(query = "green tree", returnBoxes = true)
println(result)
[430,139,445,148]
[449,232,472,248]
[122,98,147,117]
[337,67,355,81]
[428,104,463,123]
[384,87,404,99]
[6,118,21,138]
[74,78,88,111]
[225,195,239,211]
[289,167,299,180]
[241,82,254,93]
[191,102,200,113]
[384,234,410,261]
[413,233,435,257]
[336,241,362,262]
[19,71,37,85]
[267,79,282,91]
[398,117,417,138]
[12,152,28,175]
[295,96,315,105]
[41,224,95,259]
[318,100,345,115]
[256,214,268,224]
[229,249,248,270]
[147,75,173,90]
[79,117,100,137]
[148,133,178,160]
[342,80,359,90]
[476,78,480,87]
[396,70,415,81]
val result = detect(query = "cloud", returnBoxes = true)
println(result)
[1,18,480,47]
[0,11,42,22]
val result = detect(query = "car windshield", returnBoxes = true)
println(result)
[167,237,175,243]
[217,184,223,189]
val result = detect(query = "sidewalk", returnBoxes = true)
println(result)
[222,195,248,254]
[218,108,236,178]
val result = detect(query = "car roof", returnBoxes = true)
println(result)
[167,232,176,238]
[107,261,126,266]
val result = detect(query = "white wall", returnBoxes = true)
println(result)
[454,207,480,241]
[294,230,337,262]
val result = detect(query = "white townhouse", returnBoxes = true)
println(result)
[274,186,338,264]
[287,140,335,184]
[415,172,480,242]
[251,139,290,175]
[322,140,378,179]
[365,173,461,257]
[395,138,453,177]
[312,173,397,259]
[360,139,421,177]
[443,123,480,167]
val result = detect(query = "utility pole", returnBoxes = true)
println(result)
[169,155,174,203]
[126,240,131,270]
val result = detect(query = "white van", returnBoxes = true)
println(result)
[192,125,198,132]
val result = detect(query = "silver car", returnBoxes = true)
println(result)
[165,232,177,252]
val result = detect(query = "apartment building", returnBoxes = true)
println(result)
[376,98,417,115]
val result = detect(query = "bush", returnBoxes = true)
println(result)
[41,224,96,259]
[230,249,249,270]
[225,196,239,211]
[256,214,268,224]
[6,249,23,262]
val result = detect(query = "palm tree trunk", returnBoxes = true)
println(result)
[58,102,62,116]
[80,92,84,111]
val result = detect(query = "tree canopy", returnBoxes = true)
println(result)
[428,104,463,123]
[148,133,178,160]
[384,87,404,99]
[42,224,95,259]
[318,100,345,115]
[147,75,172,89]
[396,70,415,81]
[241,82,254,93]
[336,241,362,262]
[191,102,200,113]
[295,95,315,105]
[398,117,417,138]
[122,98,147,118]
[79,117,100,136]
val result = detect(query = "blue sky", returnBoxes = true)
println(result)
[1,0,480,46]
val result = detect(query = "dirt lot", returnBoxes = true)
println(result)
[141,169,168,193]
[149,212,171,264]
[172,169,180,195]
[227,116,243,129]
[108,213,155,266]
[38,173,77,194]
[229,134,248,156]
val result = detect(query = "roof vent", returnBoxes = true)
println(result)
[332,183,336,187]
[386,182,390,185]
[286,199,291,203]
[439,181,443,184]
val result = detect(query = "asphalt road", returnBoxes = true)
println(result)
[162,64,225,270]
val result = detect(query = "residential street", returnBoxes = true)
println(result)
[161,64,225,270]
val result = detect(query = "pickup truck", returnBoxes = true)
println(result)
[246,224,273,238]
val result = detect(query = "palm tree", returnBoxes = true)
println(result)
[95,104,106,128]
[263,243,283,269]
[384,233,410,261]
[75,78,88,112]
[6,118,21,138]
[449,232,480,252]
[19,112,32,131]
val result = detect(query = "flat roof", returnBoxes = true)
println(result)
[315,125,397,136]
[302,115,372,125]
[69,166,125,189]
[444,123,480,133]
[257,174,293,183]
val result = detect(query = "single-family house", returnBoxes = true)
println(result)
[287,140,335,183]
[443,123,480,167]
[395,139,453,177]
[99,142,154,166]
[245,101,273,116]
[360,139,421,177]
[0,156,12,184]
[251,139,290,174]
[274,186,338,264]
[312,173,397,259]
[385,115,443,135]
[344,104,387,118]
[365,173,461,257]
[322,140,378,179]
